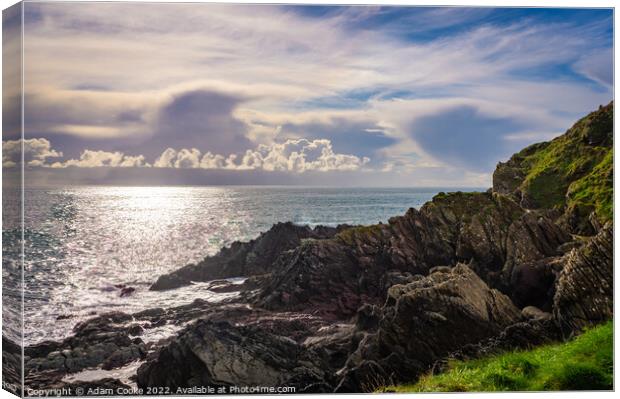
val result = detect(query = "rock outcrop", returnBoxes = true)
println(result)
[24,312,148,389]
[254,192,569,317]
[553,223,613,335]
[335,264,521,391]
[136,319,334,393]
[150,222,346,290]
[137,264,526,393]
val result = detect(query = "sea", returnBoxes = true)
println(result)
[2,186,482,345]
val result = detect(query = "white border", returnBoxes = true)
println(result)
[0,1,617,399]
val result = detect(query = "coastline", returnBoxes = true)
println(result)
[3,103,614,394]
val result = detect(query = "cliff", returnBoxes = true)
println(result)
[493,101,612,234]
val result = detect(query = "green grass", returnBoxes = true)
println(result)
[385,321,613,392]
[502,102,612,226]
[567,150,613,222]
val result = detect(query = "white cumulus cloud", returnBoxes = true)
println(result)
[2,138,63,167]
[5,137,369,173]
[152,139,369,173]
[50,150,148,168]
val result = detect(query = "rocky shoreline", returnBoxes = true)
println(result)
[7,103,614,394]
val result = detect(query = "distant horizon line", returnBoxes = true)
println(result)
[14,184,489,190]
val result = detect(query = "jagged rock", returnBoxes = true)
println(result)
[24,312,148,388]
[255,192,569,317]
[336,264,521,391]
[553,223,613,335]
[136,319,332,391]
[257,238,377,318]
[455,197,570,293]
[150,222,346,290]
[354,304,383,332]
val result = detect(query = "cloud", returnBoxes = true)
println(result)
[146,90,254,158]
[17,3,613,185]
[573,49,613,87]
[408,105,525,171]
[153,139,370,172]
[2,138,63,167]
[50,150,148,168]
[153,148,210,169]
[10,137,368,173]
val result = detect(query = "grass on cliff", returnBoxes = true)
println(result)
[514,103,613,223]
[384,321,613,392]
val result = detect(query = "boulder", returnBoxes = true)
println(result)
[521,306,552,321]
[136,319,332,392]
[24,312,148,386]
[336,264,521,391]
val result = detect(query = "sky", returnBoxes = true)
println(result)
[1,3,614,187]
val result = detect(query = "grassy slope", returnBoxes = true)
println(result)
[385,321,613,392]
[514,102,613,223]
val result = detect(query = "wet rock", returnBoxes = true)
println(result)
[205,279,243,293]
[102,344,146,370]
[120,287,136,297]
[132,307,166,321]
[127,324,144,336]
[150,222,346,290]
[24,312,148,386]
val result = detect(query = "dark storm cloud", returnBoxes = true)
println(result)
[2,3,22,140]
[2,94,22,140]
[21,88,256,161]
[141,90,254,159]
[409,106,526,171]
[21,92,149,158]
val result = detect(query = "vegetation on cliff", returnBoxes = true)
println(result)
[493,102,613,232]
[386,321,612,392]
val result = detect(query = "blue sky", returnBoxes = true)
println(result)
[2,3,613,186]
